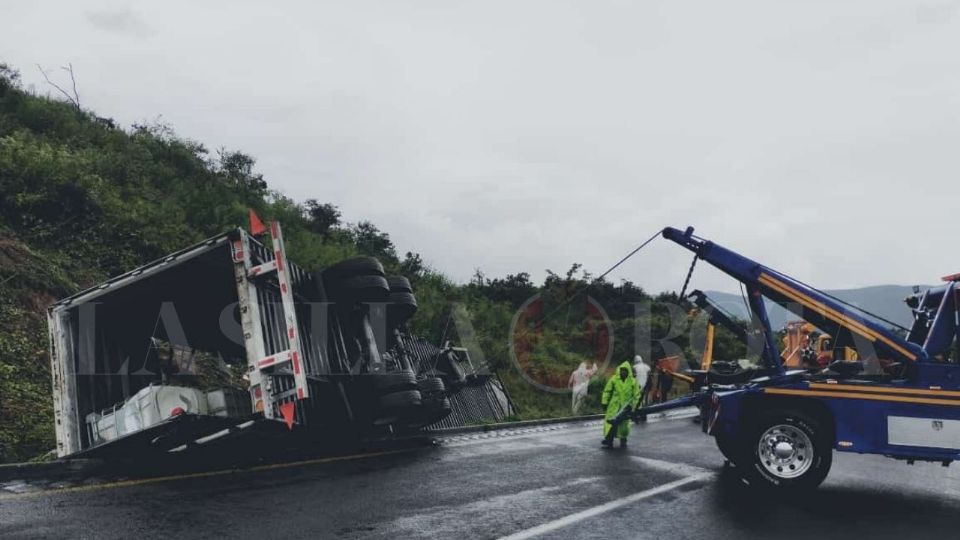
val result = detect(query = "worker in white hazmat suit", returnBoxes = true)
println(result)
[633,355,651,407]
[568,362,597,414]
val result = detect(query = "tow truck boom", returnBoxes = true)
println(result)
[662,226,926,370]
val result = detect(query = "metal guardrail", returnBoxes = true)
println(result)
[428,406,699,437]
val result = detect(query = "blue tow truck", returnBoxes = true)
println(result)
[639,226,960,490]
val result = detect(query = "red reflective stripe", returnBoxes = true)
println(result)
[288,327,295,339]
[232,241,244,262]
[292,351,301,375]
[281,283,288,294]
[297,388,304,399]
[275,251,284,272]
[258,357,274,367]
[271,221,279,237]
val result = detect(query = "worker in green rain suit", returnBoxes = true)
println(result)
[601,360,641,449]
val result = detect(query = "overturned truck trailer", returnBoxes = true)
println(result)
[48,222,513,458]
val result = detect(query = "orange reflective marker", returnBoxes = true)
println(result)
[248,208,267,236]
[279,402,296,430]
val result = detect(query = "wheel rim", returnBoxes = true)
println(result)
[757,424,814,479]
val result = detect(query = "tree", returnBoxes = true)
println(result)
[0,63,21,92]
[400,251,425,277]
[303,200,341,237]
[217,149,267,196]
[352,221,397,262]
[36,63,80,110]
[473,272,537,307]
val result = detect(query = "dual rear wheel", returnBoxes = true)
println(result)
[719,409,832,491]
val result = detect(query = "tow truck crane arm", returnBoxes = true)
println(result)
[662,226,926,370]
[687,289,748,345]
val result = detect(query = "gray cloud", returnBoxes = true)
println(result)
[4,0,960,295]
[85,7,152,37]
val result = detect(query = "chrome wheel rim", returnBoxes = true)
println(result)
[757,424,813,479]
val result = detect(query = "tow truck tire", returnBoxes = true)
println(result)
[741,410,832,491]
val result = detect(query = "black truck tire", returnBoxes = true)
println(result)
[420,396,452,423]
[372,389,423,426]
[325,274,390,303]
[427,396,451,409]
[389,291,418,308]
[387,291,418,321]
[323,257,385,280]
[740,409,832,491]
[343,274,391,300]
[379,389,422,409]
[416,376,445,397]
[386,276,413,293]
[403,395,452,429]
[372,370,418,394]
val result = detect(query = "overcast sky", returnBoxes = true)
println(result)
[4,1,959,293]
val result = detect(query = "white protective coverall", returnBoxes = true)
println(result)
[633,355,651,404]
[569,362,597,414]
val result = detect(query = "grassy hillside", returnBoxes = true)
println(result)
[0,62,742,462]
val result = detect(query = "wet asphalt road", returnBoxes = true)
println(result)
[3,416,960,539]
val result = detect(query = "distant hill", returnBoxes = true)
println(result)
[703,284,935,330]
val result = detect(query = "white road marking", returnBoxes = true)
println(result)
[440,423,602,448]
[629,455,712,477]
[497,473,712,540]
